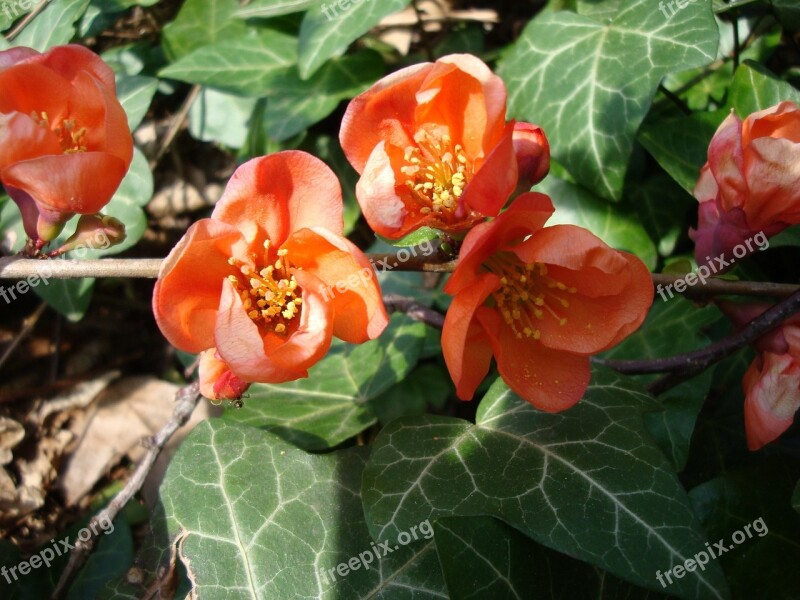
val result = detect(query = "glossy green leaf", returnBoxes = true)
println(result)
[638,111,724,194]
[499,0,719,200]
[159,29,297,96]
[771,0,800,32]
[363,369,730,599]
[11,0,90,50]
[689,461,800,599]
[435,515,671,600]
[264,50,384,141]
[367,363,451,425]
[221,314,426,450]
[159,419,448,598]
[725,60,800,118]
[434,516,543,599]
[535,175,658,269]
[235,0,316,18]
[189,88,258,149]
[627,173,694,257]
[602,297,722,470]
[115,74,158,131]
[161,0,249,61]
[298,0,409,78]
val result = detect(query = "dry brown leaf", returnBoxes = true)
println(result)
[57,376,218,507]
[0,417,24,465]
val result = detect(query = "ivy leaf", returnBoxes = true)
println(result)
[536,175,657,269]
[434,516,543,599]
[298,0,410,78]
[161,0,249,61]
[221,314,426,450]
[638,111,724,194]
[115,74,158,131]
[158,419,448,598]
[498,0,719,200]
[602,297,722,470]
[434,515,672,599]
[689,461,800,599]
[159,29,298,96]
[771,0,800,32]
[11,0,90,51]
[235,0,316,18]
[264,50,385,141]
[725,60,800,118]
[627,173,694,257]
[189,88,258,149]
[362,368,730,599]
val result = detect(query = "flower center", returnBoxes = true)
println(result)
[227,241,303,335]
[486,254,577,340]
[399,128,471,216]
[31,112,87,154]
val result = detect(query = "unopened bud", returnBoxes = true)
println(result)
[49,213,125,257]
[512,122,550,192]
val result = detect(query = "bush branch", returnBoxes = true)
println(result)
[597,288,800,388]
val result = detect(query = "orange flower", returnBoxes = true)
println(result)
[442,193,653,411]
[691,101,800,267]
[340,54,549,239]
[0,45,133,244]
[721,302,800,450]
[153,151,389,401]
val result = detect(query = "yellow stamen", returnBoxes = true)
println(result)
[485,255,578,343]
[226,245,303,335]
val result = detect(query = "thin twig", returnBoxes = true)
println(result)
[4,0,50,41]
[657,84,692,116]
[0,301,46,371]
[148,84,201,170]
[597,288,800,385]
[50,382,202,599]
[384,294,444,329]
